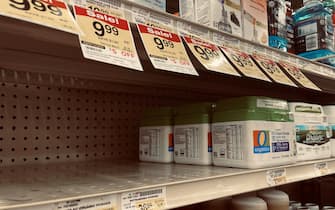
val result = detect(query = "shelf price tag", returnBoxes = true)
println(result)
[74,5,143,71]
[183,35,240,76]
[0,0,78,34]
[137,23,198,75]
[266,168,287,186]
[72,0,124,17]
[314,162,329,176]
[252,53,297,87]
[127,6,174,32]
[56,195,117,210]
[278,61,321,91]
[220,46,271,82]
[121,187,166,210]
[177,22,210,40]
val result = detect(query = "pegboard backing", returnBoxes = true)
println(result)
[0,81,181,166]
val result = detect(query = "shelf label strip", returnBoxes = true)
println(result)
[74,5,143,71]
[314,162,329,176]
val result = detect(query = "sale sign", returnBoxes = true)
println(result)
[183,35,240,76]
[74,5,142,70]
[0,0,78,34]
[138,23,198,75]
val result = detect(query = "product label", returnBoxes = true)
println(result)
[140,128,161,157]
[271,131,290,152]
[138,24,198,75]
[0,0,78,34]
[295,105,322,113]
[168,133,173,152]
[74,6,143,70]
[252,53,297,87]
[296,125,329,145]
[266,168,287,186]
[56,195,116,210]
[220,46,271,82]
[268,0,286,38]
[253,130,271,153]
[72,0,123,17]
[174,127,200,158]
[256,99,288,110]
[121,187,166,210]
[331,124,335,138]
[183,35,241,76]
[278,61,321,91]
[212,125,243,160]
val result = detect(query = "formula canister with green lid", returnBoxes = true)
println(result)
[212,96,295,169]
[139,107,174,163]
[174,102,213,165]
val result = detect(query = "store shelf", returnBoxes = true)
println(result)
[0,158,334,209]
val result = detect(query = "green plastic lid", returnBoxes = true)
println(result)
[174,102,213,125]
[140,107,174,126]
[213,97,291,122]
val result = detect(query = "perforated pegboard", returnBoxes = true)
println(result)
[0,80,181,166]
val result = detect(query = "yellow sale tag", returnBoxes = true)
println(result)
[183,35,240,76]
[278,61,321,91]
[252,53,297,87]
[74,5,142,70]
[266,168,287,186]
[137,23,198,76]
[220,46,271,82]
[135,198,165,210]
[0,0,78,34]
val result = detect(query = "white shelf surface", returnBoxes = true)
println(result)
[0,158,335,209]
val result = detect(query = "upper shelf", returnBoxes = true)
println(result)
[1,158,334,209]
[1,0,335,100]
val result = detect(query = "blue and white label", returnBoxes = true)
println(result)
[271,131,290,153]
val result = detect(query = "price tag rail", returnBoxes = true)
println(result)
[1,158,335,210]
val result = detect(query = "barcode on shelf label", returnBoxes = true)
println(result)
[315,162,329,176]
[266,168,287,186]
[306,34,318,51]
[122,187,166,210]
[56,195,116,210]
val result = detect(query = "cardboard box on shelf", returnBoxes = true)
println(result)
[242,0,268,45]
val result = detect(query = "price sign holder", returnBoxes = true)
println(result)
[122,187,166,210]
[137,23,198,76]
[220,46,271,82]
[0,0,78,34]
[183,35,240,76]
[266,168,287,186]
[278,61,321,91]
[74,5,142,71]
[252,53,297,87]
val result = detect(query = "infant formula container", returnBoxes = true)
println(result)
[258,190,289,210]
[212,96,295,169]
[289,103,331,161]
[174,103,213,165]
[305,203,319,210]
[323,105,335,157]
[139,107,174,163]
[232,196,268,210]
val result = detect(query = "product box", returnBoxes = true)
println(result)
[212,97,296,169]
[289,103,331,161]
[174,103,213,165]
[242,0,268,45]
[323,105,335,157]
[179,0,242,37]
[139,107,174,163]
[179,0,196,21]
[128,0,166,12]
